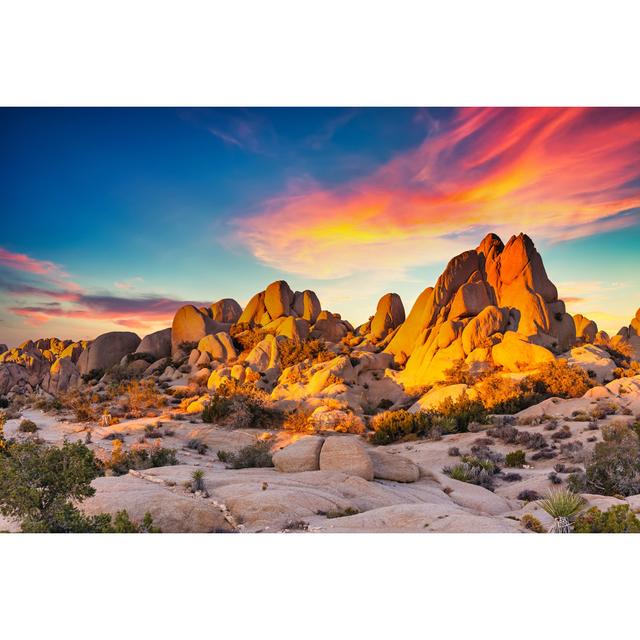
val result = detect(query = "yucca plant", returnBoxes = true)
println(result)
[190,469,207,495]
[537,488,586,533]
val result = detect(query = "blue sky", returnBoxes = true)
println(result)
[0,107,638,346]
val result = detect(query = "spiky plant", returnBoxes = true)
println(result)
[191,469,206,494]
[537,489,586,533]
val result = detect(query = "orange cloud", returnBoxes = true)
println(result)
[235,108,640,278]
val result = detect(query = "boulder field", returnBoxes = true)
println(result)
[2,232,639,408]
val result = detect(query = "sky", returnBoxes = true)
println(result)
[0,107,639,347]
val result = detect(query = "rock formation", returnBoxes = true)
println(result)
[370,293,406,341]
[386,233,576,385]
[614,307,640,358]
[77,331,141,374]
[136,328,172,359]
[210,298,242,323]
[574,314,598,343]
[171,305,224,357]
[238,280,322,326]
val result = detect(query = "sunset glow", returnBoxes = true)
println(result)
[1,107,639,345]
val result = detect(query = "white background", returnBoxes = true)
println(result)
[1,1,639,638]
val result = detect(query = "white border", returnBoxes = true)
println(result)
[1,0,639,106]
[1,1,639,637]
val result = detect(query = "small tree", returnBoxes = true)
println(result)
[0,439,103,532]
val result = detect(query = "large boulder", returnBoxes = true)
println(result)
[298,290,322,323]
[264,280,294,320]
[574,314,598,343]
[461,305,508,354]
[0,363,30,395]
[491,331,555,372]
[368,449,420,483]
[319,436,374,480]
[561,344,616,383]
[171,305,222,356]
[273,436,324,473]
[310,316,349,343]
[77,331,140,374]
[82,474,234,533]
[197,332,237,362]
[370,293,406,341]
[211,298,242,323]
[42,357,80,394]
[245,334,281,373]
[136,328,171,359]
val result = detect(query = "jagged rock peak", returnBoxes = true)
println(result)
[386,231,577,386]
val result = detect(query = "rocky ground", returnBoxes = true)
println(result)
[2,372,640,533]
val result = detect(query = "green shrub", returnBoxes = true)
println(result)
[325,507,360,519]
[517,489,542,502]
[0,411,7,452]
[574,423,640,497]
[521,513,545,533]
[107,442,178,476]
[474,361,593,415]
[58,388,98,422]
[279,338,332,368]
[436,393,488,432]
[521,360,593,399]
[443,359,477,385]
[18,419,38,433]
[505,449,526,468]
[217,441,273,469]
[370,410,446,445]
[202,380,282,429]
[0,439,104,532]
[442,460,496,491]
[106,510,161,533]
[124,352,156,365]
[573,504,640,533]
[230,326,264,352]
[186,438,208,455]
[81,368,104,383]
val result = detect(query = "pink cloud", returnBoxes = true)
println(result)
[234,108,640,278]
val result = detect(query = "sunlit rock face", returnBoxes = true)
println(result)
[210,298,242,324]
[614,307,640,359]
[386,233,577,386]
[171,305,224,357]
[370,293,405,342]
[573,314,598,343]
[238,280,322,327]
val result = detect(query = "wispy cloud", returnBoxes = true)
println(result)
[304,109,358,150]
[182,108,276,155]
[114,277,144,291]
[233,108,640,279]
[9,293,209,329]
[0,248,206,333]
